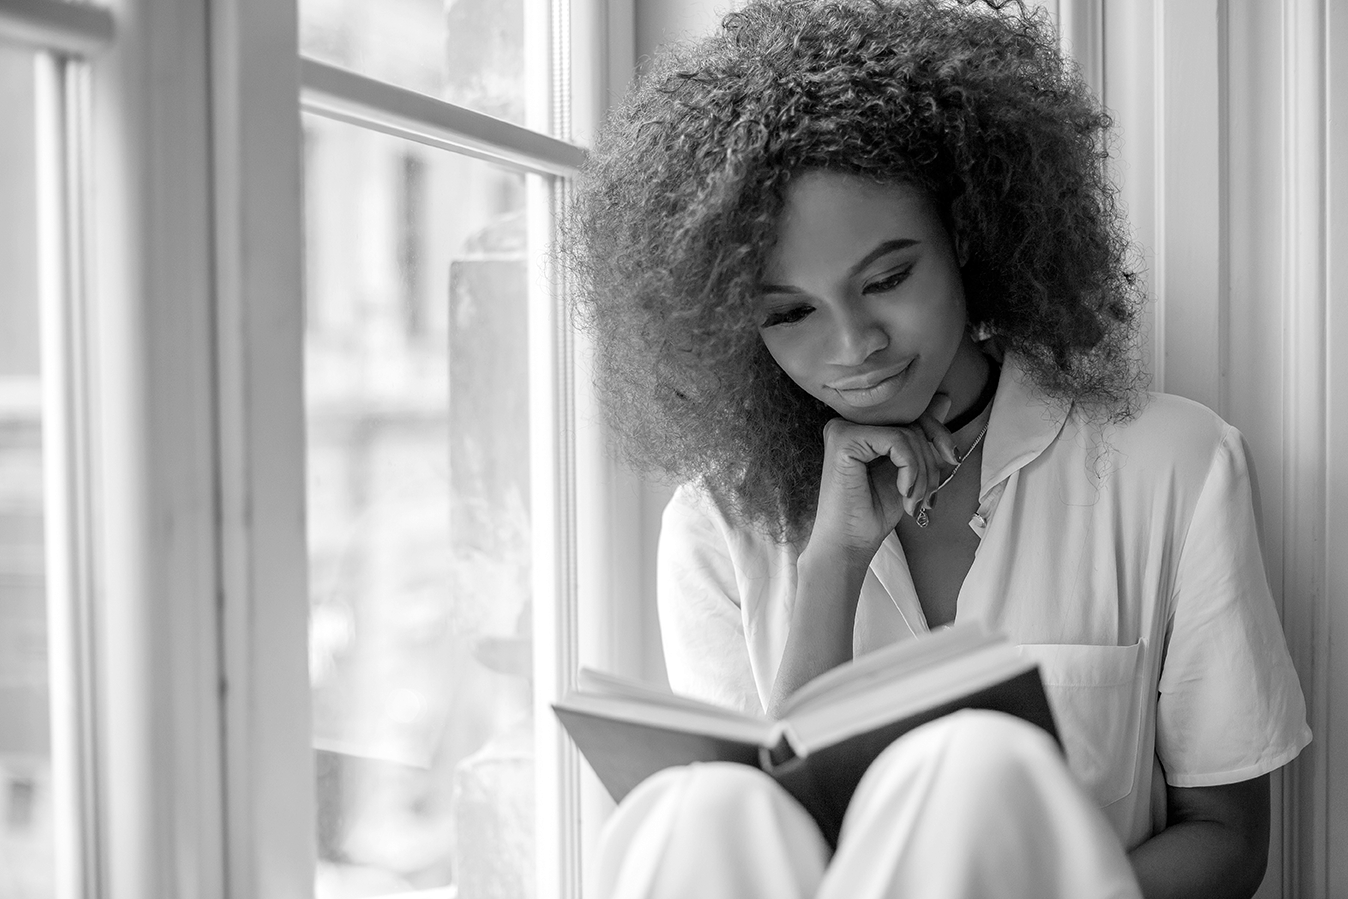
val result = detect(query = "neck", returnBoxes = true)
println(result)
[943,353,998,434]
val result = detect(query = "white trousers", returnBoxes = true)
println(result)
[595,710,1143,899]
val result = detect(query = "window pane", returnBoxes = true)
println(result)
[299,0,542,129]
[304,113,544,898]
[0,46,54,899]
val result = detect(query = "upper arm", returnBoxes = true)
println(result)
[1131,775,1272,899]
[656,487,762,715]
[1156,427,1309,785]
[1166,775,1269,852]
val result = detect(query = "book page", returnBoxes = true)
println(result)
[782,622,995,717]
[576,667,767,722]
[558,692,778,746]
[784,647,1035,750]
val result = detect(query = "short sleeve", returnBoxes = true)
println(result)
[656,485,764,716]
[1156,426,1311,786]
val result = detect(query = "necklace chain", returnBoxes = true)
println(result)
[914,419,989,528]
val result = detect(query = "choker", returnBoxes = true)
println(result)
[943,362,1000,434]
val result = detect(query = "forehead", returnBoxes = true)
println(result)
[765,171,945,278]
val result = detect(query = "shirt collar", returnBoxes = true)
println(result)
[979,353,1069,498]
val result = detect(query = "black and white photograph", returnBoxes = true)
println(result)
[0,0,1343,897]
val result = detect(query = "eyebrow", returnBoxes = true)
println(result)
[759,238,921,294]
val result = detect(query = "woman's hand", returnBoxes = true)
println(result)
[810,395,959,565]
[767,395,956,717]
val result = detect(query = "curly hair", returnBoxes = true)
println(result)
[565,0,1145,543]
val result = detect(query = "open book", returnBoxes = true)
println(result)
[553,623,1058,844]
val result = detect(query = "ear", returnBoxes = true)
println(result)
[954,233,970,267]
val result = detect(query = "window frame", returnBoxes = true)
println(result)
[0,0,634,896]
[226,0,629,895]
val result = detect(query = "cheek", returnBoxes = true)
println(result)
[916,284,968,351]
[759,331,802,377]
[760,332,826,395]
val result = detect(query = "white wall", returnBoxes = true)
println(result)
[634,0,732,67]
[1101,2,1347,895]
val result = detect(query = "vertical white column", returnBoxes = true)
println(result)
[86,0,226,894]
[1279,0,1330,895]
[35,53,102,899]
[1323,0,1348,895]
[1156,1,1227,411]
[1057,0,1103,99]
[209,0,313,894]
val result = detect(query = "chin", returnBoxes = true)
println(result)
[834,399,925,427]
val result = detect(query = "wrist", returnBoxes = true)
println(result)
[797,541,872,609]
[800,532,882,573]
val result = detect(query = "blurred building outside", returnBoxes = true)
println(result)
[301,0,537,897]
[0,0,539,896]
[0,43,55,899]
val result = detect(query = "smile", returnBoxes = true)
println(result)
[828,362,913,407]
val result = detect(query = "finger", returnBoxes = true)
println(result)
[825,419,906,467]
[892,445,917,499]
[887,432,931,512]
[925,391,953,424]
[912,431,942,503]
[829,421,921,475]
[916,410,959,466]
[827,422,937,514]
[896,462,918,518]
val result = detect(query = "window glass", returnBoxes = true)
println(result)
[0,44,54,899]
[300,0,535,128]
[303,113,542,898]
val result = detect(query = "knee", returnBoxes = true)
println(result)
[603,765,803,846]
[933,709,1059,764]
[865,710,1063,794]
[597,763,829,899]
[621,762,796,830]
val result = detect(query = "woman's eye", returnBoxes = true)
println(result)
[762,306,813,328]
[865,266,913,294]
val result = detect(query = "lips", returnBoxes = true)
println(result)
[828,361,914,408]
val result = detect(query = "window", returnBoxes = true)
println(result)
[0,43,53,898]
[0,9,107,892]
[296,0,602,891]
[303,117,548,896]
[0,0,617,895]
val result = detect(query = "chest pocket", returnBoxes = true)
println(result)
[1017,640,1147,807]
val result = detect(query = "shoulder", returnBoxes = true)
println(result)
[663,481,733,537]
[660,481,798,576]
[1107,391,1228,451]
[662,482,760,554]
[1064,391,1237,486]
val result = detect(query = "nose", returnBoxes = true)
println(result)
[831,302,888,365]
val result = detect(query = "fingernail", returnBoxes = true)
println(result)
[943,444,958,465]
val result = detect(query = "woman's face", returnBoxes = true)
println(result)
[758,171,986,426]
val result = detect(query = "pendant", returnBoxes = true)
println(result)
[915,507,930,528]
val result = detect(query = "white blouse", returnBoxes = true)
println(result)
[656,356,1311,850]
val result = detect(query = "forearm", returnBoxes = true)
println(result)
[766,545,869,718]
[1129,818,1267,899]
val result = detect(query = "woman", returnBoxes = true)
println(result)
[566,1,1310,896]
